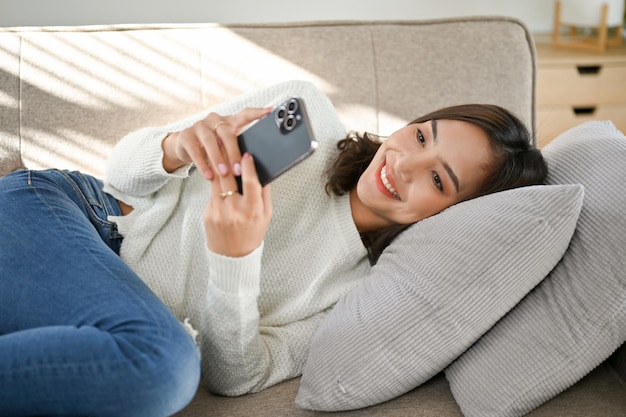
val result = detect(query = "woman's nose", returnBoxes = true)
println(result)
[396,151,430,182]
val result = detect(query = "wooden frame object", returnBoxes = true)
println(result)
[552,0,623,52]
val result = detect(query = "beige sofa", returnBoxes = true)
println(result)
[1,17,624,416]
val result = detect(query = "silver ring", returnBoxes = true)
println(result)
[219,190,236,199]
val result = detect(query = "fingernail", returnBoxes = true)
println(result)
[204,169,214,180]
[218,163,228,176]
[233,163,242,176]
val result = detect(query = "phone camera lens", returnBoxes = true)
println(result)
[276,107,286,123]
[283,114,297,131]
[287,98,298,114]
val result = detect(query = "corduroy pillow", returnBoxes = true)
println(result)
[296,182,584,411]
[446,121,626,417]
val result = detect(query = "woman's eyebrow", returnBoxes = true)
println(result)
[444,162,460,194]
[431,119,460,194]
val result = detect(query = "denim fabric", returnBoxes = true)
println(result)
[0,170,200,417]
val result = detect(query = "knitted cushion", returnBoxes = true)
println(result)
[446,121,626,417]
[296,182,584,411]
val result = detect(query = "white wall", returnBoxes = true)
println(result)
[0,0,556,32]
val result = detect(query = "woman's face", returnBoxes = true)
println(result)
[352,119,493,232]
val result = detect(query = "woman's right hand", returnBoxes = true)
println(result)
[161,107,272,180]
[203,151,273,257]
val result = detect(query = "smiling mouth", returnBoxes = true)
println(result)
[380,164,400,200]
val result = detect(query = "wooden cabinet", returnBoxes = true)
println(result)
[534,35,626,147]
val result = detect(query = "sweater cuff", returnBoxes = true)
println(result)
[145,129,192,179]
[206,242,264,293]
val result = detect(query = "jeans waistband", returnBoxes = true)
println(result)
[11,169,124,253]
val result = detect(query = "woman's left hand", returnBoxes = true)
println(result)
[203,145,273,258]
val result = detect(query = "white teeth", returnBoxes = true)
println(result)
[380,165,400,199]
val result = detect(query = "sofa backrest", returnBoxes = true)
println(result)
[0,17,536,178]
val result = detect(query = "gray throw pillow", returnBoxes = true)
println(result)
[446,121,626,417]
[296,182,584,411]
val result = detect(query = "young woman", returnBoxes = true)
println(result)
[0,81,547,416]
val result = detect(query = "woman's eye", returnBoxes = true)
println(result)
[416,128,426,145]
[433,172,444,192]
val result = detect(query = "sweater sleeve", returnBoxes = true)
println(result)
[103,114,206,204]
[200,244,332,395]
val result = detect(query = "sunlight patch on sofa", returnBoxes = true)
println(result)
[22,127,112,178]
[198,27,336,106]
[0,89,17,108]
[20,32,200,108]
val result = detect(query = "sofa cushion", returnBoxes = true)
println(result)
[296,182,584,411]
[446,121,626,417]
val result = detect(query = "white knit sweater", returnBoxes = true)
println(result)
[103,81,371,395]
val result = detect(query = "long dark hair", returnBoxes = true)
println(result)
[326,104,548,264]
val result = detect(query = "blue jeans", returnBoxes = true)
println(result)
[0,170,200,417]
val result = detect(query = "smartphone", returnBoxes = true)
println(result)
[236,97,317,193]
